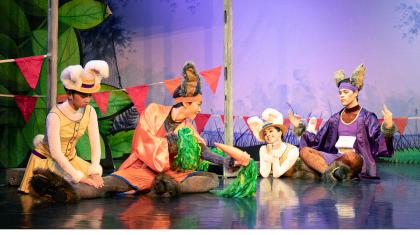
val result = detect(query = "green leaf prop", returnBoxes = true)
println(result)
[214,159,258,198]
[0,0,31,39]
[76,132,106,161]
[59,0,111,30]
[107,130,134,158]
[57,25,80,94]
[0,127,29,167]
[0,33,18,58]
[17,0,48,17]
[173,127,210,171]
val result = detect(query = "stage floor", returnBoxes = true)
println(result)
[1,162,420,229]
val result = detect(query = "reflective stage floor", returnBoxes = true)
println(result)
[1,162,420,229]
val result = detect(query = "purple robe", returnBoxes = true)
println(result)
[300,108,394,177]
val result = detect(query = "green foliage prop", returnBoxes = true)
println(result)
[215,159,258,198]
[173,127,210,171]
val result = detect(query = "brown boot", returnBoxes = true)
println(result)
[321,161,352,183]
[151,173,181,197]
[180,172,219,193]
[30,169,76,203]
[291,158,320,180]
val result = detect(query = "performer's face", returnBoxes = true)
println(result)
[339,88,358,107]
[183,101,202,119]
[71,91,92,108]
[263,126,282,144]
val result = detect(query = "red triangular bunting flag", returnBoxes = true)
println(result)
[163,77,181,94]
[243,116,252,131]
[378,118,384,124]
[14,95,38,122]
[393,117,408,134]
[283,118,291,131]
[200,66,222,94]
[126,85,150,114]
[221,115,224,124]
[194,113,211,134]
[15,55,45,89]
[316,118,323,130]
[92,91,111,115]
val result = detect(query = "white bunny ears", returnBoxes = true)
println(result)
[60,60,109,93]
[247,108,288,141]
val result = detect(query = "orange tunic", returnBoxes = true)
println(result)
[111,103,204,191]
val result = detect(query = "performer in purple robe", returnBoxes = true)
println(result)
[288,65,396,182]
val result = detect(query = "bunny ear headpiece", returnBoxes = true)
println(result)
[247,116,264,142]
[334,64,365,91]
[60,60,109,93]
[247,108,288,141]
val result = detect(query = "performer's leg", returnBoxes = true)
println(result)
[299,147,329,174]
[151,171,220,197]
[290,158,320,179]
[180,172,219,193]
[71,176,133,200]
[335,152,363,178]
[30,170,133,202]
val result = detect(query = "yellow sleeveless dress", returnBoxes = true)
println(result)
[18,105,94,193]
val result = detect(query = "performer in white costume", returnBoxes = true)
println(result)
[247,108,299,178]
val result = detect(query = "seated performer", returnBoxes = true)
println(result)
[18,61,109,199]
[247,108,299,178]
[288,64,396,182]
[30,61,236,202]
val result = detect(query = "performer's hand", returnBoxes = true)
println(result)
[80,177,101,188]
[90,174,104,188]
[288,110,301,128]
[225,157,241,173]
[382,104,393,129]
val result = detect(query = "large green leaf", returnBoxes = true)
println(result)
[76,133,106,161]
[90,84,133,118]
[0,0,31,39]
[17,0,48,17]
[107,130,134,159]
[59,0,111,30]
[0,33,18,58]
[57,26,80,94]
[0,127,30,167]
[31,29,47,55]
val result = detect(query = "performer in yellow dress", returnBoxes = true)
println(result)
[18,60,109,199]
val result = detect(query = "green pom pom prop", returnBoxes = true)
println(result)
[212,142,257,198]
[173,127,210,171]
[215,159,258,198]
